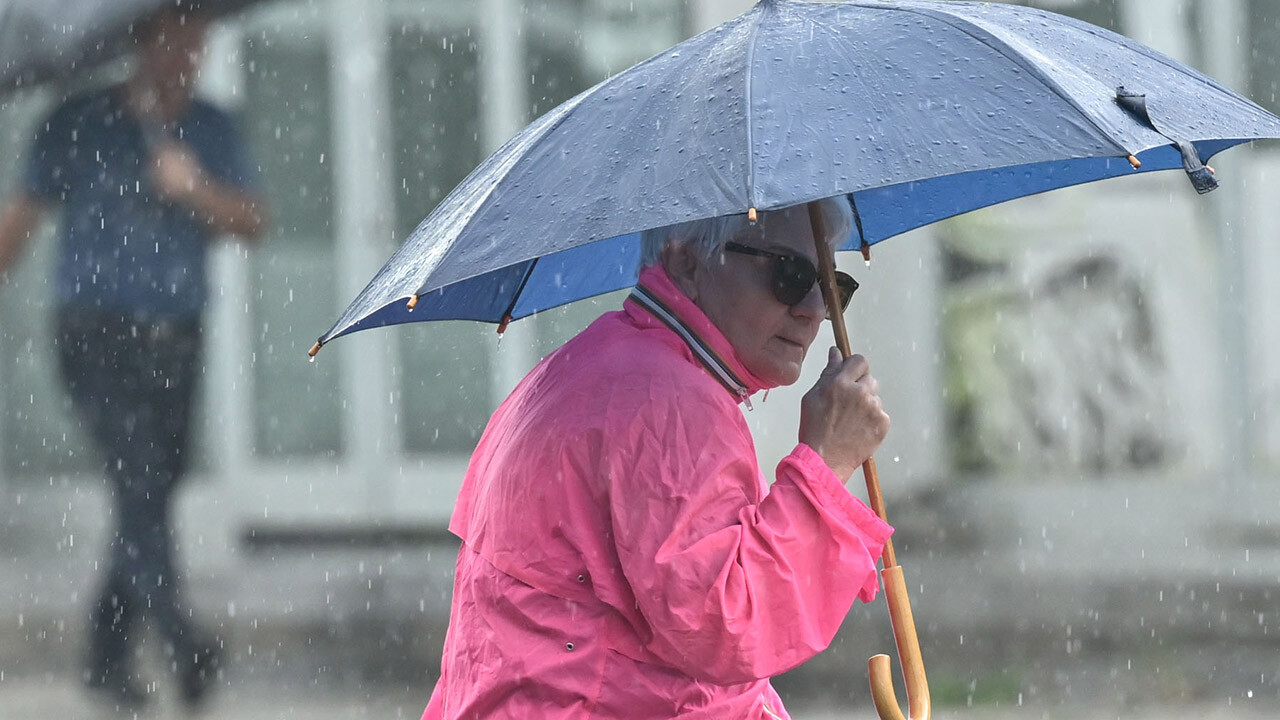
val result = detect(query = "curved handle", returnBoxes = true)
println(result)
[868,565,931,720]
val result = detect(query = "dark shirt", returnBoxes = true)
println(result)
[23,87,255,320]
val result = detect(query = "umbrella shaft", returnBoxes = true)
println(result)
[806,201,898,571]
[863,457,897,569]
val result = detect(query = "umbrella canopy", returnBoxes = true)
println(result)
[316,0,1280,348]
[0,0,268,97]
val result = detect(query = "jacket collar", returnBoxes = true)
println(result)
[625,264,770,403]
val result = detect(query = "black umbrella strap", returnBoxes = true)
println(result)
[1116,86,1219,195]
[1173,139,1219,194]
[847,193,873,260]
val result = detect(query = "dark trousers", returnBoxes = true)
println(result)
[56,308,204,677]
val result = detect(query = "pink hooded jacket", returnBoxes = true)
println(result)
[422,265,893,719]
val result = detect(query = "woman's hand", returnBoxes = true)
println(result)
[799,347,891,482]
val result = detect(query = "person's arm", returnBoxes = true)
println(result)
[606,386,893,686]
[0,193,49,280]
[150,140,266,241]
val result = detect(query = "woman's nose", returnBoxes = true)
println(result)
[791,281,830,321]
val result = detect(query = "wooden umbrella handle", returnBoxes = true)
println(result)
[869,564,932,720]
[806,201,930,720]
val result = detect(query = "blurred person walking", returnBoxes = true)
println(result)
[0,3,264,711]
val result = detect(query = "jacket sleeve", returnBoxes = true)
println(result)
[605,390,893,685]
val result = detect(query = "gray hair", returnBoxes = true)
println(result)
[638,196,856,270]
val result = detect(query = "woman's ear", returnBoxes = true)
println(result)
[660,241,700,301]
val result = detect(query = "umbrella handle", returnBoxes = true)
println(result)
[869,564,931,720]
[806,202,931,720]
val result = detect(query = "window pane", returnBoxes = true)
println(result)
[389,27,483,239]
[524,1,682,355]
[1022,0,1120,31]
[389,26,493,453]
[526,17,590,117]
[533,292,628,359]
[242,32,343,456]
[0,96,102,478]
[398,322,495,452]
[1249,0,1280,114]
[0,219,96,477]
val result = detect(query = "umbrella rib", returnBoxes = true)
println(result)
[324,5,780,346]
[392,11,766,306]
[874,4,1134,158]
[742,0,773,211]
[1006,5,1255,109]
[497,257,539,330]
[320,98,585,343]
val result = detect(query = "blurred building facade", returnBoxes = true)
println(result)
[1,0,697,546]
[2,0,1280,710]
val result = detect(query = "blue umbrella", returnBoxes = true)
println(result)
[315,0,1280,348]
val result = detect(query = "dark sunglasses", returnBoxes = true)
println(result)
[723,241,859,312]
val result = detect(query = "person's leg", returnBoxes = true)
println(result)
[58,310,148,708]
[84,571,142,699]
[133,317,220,706]
[59,311,216,707]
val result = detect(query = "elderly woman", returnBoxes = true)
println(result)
[423,198,893,720]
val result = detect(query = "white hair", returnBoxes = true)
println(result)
[638,196,856,270]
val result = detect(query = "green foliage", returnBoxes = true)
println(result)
[930,669,1024,708]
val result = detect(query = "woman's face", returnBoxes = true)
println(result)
[687,207,831,387]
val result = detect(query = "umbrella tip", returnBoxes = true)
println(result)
[407,293,420,311]
[497,314,512,336]
[748,207,758,224]
[861,241,872,267]
[1127,154,1142,169]
[308,340,323,361]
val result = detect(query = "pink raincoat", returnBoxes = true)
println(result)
[422,265,893,719]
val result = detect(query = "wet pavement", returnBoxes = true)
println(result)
[0,670,1276,720]
[5,482,1279,720]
